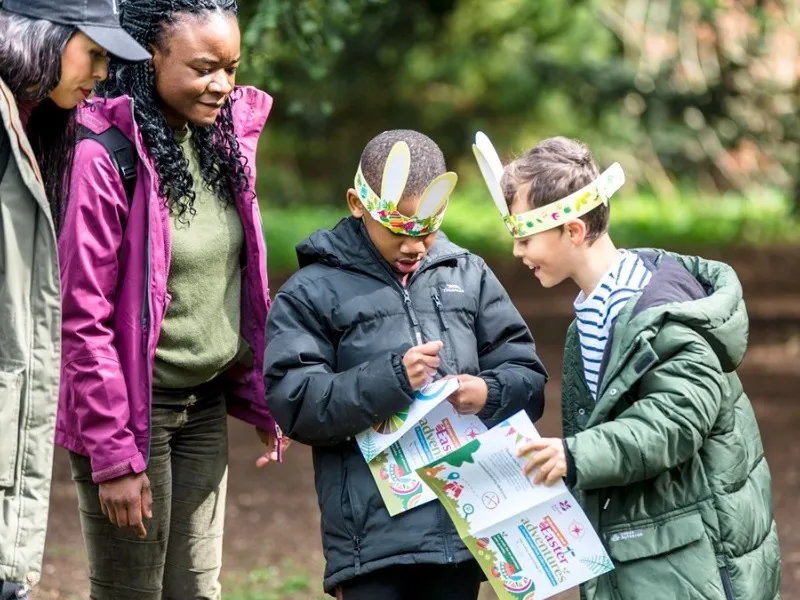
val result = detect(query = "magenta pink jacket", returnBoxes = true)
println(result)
[56,87,279,483]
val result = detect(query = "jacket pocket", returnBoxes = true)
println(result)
[0,366,24,488]
[430,285,479,374]
[605,510,727,600]
[339,462,364,538]
[340,459,366,571]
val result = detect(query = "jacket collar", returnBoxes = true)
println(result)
[296,216,467,282]
[0,77,52,223]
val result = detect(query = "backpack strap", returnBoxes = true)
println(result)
[77,124,138,204]
[0,125,10,183]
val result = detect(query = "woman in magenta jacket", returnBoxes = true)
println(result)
[55,0,283,597]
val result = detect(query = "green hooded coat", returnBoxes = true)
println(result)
[562,250,781,600]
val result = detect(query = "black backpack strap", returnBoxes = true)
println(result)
[77,124,138,203]
[0,125,11,182]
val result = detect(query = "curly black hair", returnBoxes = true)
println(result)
[97,0,250,221]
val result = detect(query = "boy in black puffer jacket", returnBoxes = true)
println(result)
[264,130,548,600]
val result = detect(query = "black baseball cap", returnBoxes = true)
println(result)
[1,0,150,61]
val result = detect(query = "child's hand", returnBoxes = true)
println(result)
[446,374,488,415]
[518,438,567,486]
[255,427,292,467]
[402,341,443,390]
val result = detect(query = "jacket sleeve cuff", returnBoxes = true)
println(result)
[477,375,502,420]
[391,353,415,398]
[564,438,577,488]
[226,401,284,462]
[91,452,146,484]
[226,399,277,433]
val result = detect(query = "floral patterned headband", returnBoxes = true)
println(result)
[472,131,625,239]
[354,141,458,237]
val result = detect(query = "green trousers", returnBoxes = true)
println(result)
[70,385,229,600]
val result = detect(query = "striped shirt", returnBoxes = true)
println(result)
[574,251,652,400]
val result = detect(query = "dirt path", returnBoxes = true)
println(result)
[37,247,800,599]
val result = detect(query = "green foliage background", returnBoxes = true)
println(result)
[232,0,799,270]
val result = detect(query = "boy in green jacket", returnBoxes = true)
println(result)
[472,133,781,600]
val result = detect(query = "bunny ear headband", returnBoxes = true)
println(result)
[471,131,625,239]
[354,142,458,237]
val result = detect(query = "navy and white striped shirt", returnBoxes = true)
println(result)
[574,251,652,400]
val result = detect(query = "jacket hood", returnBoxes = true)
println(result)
[296,216,467,277]
[627,250,748,372]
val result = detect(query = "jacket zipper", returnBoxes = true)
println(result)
[354,231,465,359]
[358,238,429,348]
[439,503,455,563]
[353,536,362,572]
[342,462,363,573]
[129,98,156,465]
[719,565,735,600]
[431,290,448,332]
[431,289,457,376]
[397,254,464,347]
[402,288,424,345]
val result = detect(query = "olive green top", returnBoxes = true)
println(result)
[153,129,245,389]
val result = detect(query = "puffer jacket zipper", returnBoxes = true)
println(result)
[402,288,424,345]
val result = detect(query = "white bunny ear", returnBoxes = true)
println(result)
[472,141,508,217]
[474,132,504,181]
[597,162,625,200]
[380,142,411,205]
[415,172,458,219]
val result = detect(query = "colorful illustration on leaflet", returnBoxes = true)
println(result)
[372,408,409,435]
[501,421,534,447]
[475,537,536,600]
[378,461,424,510]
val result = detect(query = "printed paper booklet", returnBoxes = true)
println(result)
[416,410,614,600]
[367,400,488,515]
[356,378,460,462]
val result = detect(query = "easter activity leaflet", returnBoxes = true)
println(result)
[417,410,614,600]
[355,377,460,462]
[367,400,487,516]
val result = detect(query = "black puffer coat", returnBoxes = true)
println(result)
[264,217,548,594]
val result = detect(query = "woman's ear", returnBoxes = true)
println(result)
[347,188,365,218]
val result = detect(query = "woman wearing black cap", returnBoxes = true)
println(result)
[0,1,148,598]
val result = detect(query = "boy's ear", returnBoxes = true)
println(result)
[564,219,587,246]
[347,188,365,218]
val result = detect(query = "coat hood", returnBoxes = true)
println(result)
[626,250,748,372]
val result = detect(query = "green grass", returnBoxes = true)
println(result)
[262,181,800,275]
[223,564,326,600]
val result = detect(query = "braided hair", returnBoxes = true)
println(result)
[98,0,250,221]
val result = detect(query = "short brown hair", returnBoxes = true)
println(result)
[501,137,609,242]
